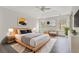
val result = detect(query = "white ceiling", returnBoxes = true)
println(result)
[2,6,72,18]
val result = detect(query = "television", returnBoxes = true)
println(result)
[74,10,79,27]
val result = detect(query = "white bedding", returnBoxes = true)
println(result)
[30,34,50,47]
[15,33,42,40]
[15,33,50,47]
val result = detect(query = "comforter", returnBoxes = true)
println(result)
[15,33,50,47]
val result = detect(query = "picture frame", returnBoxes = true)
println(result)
[47,20,56,27]
[17,17,27,26]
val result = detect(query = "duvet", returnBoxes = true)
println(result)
[15,33,50,47]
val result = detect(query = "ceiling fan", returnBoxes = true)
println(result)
[36,6,51,12]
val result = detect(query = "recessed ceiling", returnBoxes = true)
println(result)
[2,6,72,18]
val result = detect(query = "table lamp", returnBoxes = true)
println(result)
[8,28,14,35]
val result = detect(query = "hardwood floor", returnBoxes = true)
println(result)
[0,36,70,53]
[50,36,70,53]
[0,44,8,53]
[0,44,17,53]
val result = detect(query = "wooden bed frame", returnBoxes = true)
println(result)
[15,38,50,53]
[12,27,50,53]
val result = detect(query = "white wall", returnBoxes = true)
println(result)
[39,14,70,33]
[0,7,37,42]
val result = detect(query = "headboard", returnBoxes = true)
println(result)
[13,28,32,35]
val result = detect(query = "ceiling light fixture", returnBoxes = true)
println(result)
[36,6,51,12]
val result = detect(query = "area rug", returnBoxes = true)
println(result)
[11,43,32,53]
[10,37,57,53]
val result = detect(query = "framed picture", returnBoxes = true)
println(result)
[17,17,27,26]
[47,20,56,26]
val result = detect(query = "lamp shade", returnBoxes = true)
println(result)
[8,28,14,32]
[32,28,37,33]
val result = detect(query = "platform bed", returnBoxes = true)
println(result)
[12,28,50,53]
[15,38,50,53]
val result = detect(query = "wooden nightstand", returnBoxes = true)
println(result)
[7,36,15,43]
[3,36,15,44]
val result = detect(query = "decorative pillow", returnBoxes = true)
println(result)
[27,30,32,33]
[20,30,27,34]
[20,29,32,34]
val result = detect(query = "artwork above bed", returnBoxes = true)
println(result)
[18,17,27,26]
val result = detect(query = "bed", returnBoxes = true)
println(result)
[12,28,50,52]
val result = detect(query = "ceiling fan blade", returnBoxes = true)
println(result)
[35,6,51,12]
[45,8,50,10]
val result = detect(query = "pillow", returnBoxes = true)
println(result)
[20,30,27,34]
[27,30,32,33]
[20,29,32,34]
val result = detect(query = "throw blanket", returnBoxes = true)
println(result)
[21,33,50,47]
[21,33,42,45]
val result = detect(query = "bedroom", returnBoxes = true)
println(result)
[0,6,79,53]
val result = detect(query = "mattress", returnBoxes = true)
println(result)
[15,33,50,47]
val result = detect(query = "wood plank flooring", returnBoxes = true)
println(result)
[0,36,70,53]
[0,44,8,53]
[50,36,70,53]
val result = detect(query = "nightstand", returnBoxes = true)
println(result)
[4,36,15,44]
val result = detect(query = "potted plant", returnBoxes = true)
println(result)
[64,27,69,35]
[71,29,77,35]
